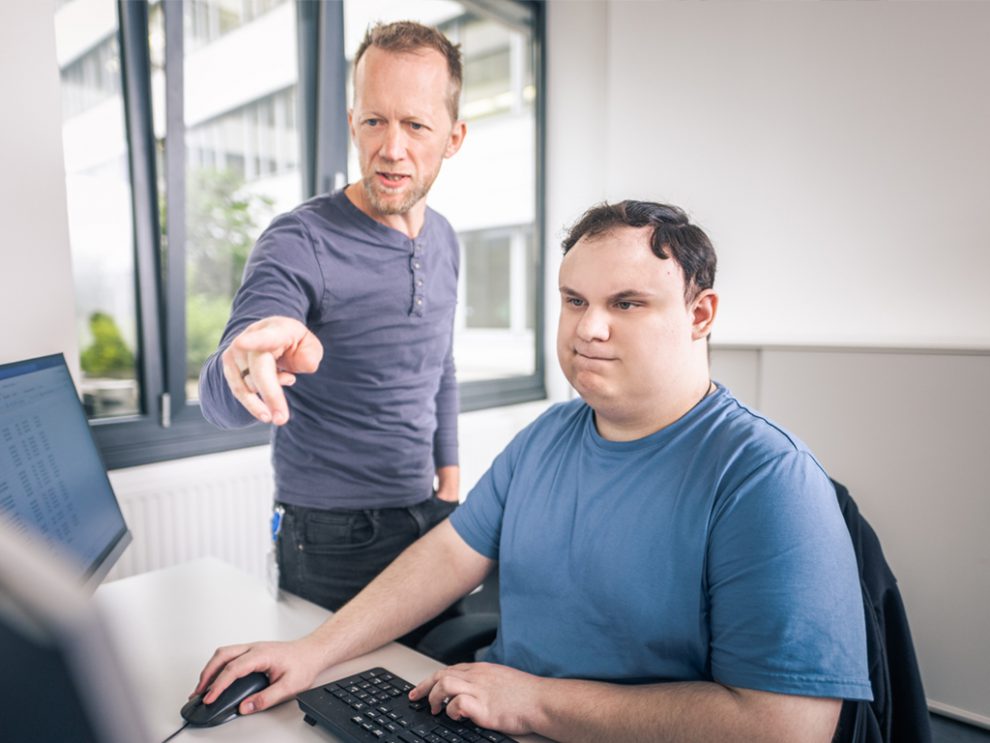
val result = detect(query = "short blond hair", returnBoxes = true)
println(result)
[354,20,463,121]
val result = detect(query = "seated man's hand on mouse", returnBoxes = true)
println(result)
[193,637,328,715]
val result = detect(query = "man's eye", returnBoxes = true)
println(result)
[565,297,585,308]
[365,118,380,126]
[409,122,424,131]
[616,301,635,310]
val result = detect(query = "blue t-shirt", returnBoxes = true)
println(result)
[199,189,459,509]
[450,385,872,701]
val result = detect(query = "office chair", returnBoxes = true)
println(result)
[417,570,500,665]
[418,481,933,743]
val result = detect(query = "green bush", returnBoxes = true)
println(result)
[80,312,134,378]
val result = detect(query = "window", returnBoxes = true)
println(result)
[55,7,139,420]
[344,1,545,404]
[54,0,544,468]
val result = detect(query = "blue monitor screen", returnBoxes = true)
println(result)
[0,354,130,587]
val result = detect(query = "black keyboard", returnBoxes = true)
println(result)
[297,667,519,743]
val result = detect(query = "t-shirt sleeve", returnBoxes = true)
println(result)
[198,213,324,430]
[707,452,873,701]
[449,428,524,561]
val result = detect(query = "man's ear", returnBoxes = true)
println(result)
[445,120,467,158]
[691,289,718,340]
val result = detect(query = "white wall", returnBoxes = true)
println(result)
[0,0,78,374]
[544,0,608,401]
[605,1,990,349]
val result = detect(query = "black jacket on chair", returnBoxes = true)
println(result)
[831,480,932,743]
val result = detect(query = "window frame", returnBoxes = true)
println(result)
[87,0,545,469]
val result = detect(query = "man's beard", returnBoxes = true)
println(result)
[361,166,440,216]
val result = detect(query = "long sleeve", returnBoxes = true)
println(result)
[432,341,459,468]
[198,213,323,430]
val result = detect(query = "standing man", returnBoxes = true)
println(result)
[199,22,467,616]
[194,200,871,741]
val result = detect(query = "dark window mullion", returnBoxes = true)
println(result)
[532,0,546,391]
[316,0,348,195]
[117,0,165,422]
[298,0,348,197]
[163,0,189,418]
[296,1,319,197]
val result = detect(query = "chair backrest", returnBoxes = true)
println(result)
[830,479,932,743]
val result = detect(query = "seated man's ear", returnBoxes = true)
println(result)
[691,290,718,340]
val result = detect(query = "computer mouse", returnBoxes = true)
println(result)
[180,671,270,727]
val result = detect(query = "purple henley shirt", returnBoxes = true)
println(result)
[198,189,459,510]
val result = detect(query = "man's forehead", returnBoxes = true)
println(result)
[355,46,449,82]
[578,224,652,246]
[353,47,452,114]
[562,225,666,268]
[559,226,684,291]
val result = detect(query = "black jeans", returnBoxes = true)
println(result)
[276,494,459,648]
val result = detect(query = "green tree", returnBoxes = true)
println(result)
[184,169,274,376]
[80,312,134,378]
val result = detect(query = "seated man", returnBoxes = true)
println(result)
[193,200,872,741]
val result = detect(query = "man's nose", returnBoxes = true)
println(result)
[379,124,406,162]
[576,306,610,342]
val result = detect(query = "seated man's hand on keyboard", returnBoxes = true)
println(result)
[410,662,544,736]
[192,637,329,714]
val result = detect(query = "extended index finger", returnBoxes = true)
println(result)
[221,348,274,424]
[244,351,290,426]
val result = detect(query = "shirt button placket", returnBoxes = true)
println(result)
[411,240,425,317]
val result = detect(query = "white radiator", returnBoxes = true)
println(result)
[100,401,551,584]
[105,445,274,582]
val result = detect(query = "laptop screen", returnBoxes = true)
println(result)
[0,354,130,588]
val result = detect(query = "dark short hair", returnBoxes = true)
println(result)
[354,21,463,121]
[562,200,717,300]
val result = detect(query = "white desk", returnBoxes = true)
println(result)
[95,558,546,742]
